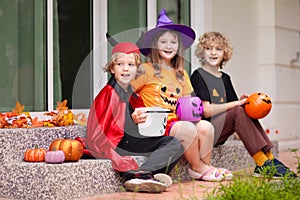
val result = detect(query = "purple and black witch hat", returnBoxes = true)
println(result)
[138,8,196,56]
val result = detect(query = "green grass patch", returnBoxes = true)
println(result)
[207,175,300,200]
[206,148,300,200]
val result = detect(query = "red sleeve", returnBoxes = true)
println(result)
[84,85,138,172]
[130,93,146,109]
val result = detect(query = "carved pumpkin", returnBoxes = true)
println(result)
[244,92,272,119]
[49,138,83,162]
[45,149,65,164]
[24,146,47,162]
[176,96,204,122]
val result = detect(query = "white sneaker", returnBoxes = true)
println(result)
[154,173,173,188]
[124,178,167,193]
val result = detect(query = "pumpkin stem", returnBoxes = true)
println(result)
[35,144,39,149]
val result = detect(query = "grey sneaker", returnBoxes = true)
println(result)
[154,173,173,188]
[124,178,167,193]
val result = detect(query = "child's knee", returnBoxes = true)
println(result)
[197,120,214,135]
[171,121,197,146]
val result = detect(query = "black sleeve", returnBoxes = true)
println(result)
[190,70,211,103]
[222,73,238,102]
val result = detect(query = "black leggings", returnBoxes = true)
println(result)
[116,134,184,175]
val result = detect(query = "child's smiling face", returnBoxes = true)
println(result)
[203,43,225,68]
[111,53,137,90]
[157,31,179,65]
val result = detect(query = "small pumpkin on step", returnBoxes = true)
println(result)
[24,145,47,162]
[45,148,65,164]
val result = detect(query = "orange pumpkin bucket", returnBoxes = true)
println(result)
[244,92,272,119]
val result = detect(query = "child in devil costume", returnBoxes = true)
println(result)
[78,42,184,193]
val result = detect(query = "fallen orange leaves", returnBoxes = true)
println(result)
[31,117,44,127]
[0,100,87,128]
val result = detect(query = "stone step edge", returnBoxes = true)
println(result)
[0,140,270,200]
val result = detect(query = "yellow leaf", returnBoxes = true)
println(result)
[24,112,31,117]
[43,121,55,127]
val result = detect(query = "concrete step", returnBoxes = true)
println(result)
[0,126,278,200]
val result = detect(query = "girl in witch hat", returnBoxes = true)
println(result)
[131,9,232,181]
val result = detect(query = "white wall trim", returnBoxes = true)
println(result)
[147,0,157,29]
[190,0,205,74]
[47,0,54,111]
[93,0,107,99]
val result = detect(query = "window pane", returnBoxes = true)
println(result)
[54,0,93,109]
[0,0,46,112]
[108,0,147,52]
[157,0,190,24]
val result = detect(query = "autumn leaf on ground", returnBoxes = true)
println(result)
[44,111,57,117]
[24,112,31,117]
[56,99,68,112]
[74,113,87,126]
[12,101,24,115]
[11,116,28,128]
[0,113,8,128]
[5,112,18,118]
[31,117,44,127]
[61,110,74,126]
[43,121,55,127]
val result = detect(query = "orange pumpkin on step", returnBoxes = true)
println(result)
[49,138,83,162]
[24,146,47,162]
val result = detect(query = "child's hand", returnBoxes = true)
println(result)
[237,94,248,105]
[131,107,148,124]
[240,94,248,100]
[238,98,247,106]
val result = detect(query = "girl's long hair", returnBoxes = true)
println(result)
[147,30,185,83]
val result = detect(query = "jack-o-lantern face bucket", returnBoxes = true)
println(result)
[244,92,272,119]
[176,96,204,122]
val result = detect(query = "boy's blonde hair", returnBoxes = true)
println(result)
[103,52,144,78]
[195,31,233,69]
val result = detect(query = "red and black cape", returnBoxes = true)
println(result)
[77,77,144,172]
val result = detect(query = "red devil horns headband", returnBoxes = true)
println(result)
[106,32,142,56]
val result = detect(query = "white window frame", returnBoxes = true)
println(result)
[37,0,205,119]
[93,0,107,99]
[47,0,54,111]
[190,0,206,73]
[30,0,94,119]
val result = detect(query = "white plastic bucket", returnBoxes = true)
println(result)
[138,107,170,137]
